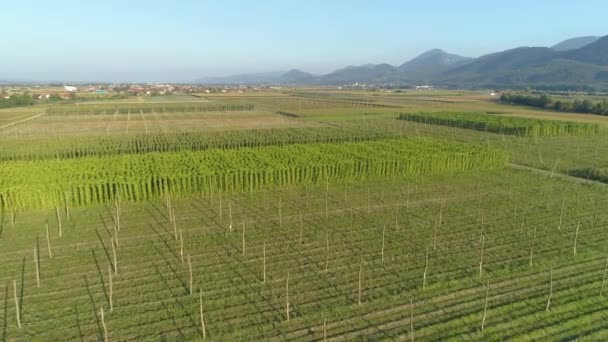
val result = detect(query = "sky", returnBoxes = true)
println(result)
[1,0,607,82]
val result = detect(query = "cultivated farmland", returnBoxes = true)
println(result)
[0,90,607,340]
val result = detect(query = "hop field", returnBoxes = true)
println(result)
[0,126,405,162]
[45,103,255,115]
[1,90,608,340]
[1,170,607,340]
[0,138,506,210]
[398,112,604,137]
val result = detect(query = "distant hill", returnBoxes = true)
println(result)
[399,49,472,81]
[440,40,608,89]
[561,35,608,65]
[197,34,608,90]
[551,36,599,51]
[280,69,316,84]
[441,47,556,84]
[319,64,398,84]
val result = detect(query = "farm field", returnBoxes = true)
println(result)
[1,90,608,340]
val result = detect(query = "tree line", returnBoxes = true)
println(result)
[0,92,70,109]
[500,92,608,116]
[0,93,35,108]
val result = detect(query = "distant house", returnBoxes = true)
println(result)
[128,87,145,96]
[415,85,434,90]
[64,86,78,92]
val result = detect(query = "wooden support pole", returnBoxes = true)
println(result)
[263,242,266,284]
[546,268,553,311]
[481,281,489,332]
[172,208,178,241]
[573,220,580,256]
[13,280,21,328]
[410,299,414,342]
[601,256,608,297]
[242,221,246,256]
[45,221,53,258]
[381,225,386,263]
[529,226,537,267]
[358,260,363,305]
[56,206,62,237]
[479,234,485,277]
[219,193,222,221]
[325,232,329,272]
[325,184,329,220]
[111,238,117,275]
[299,211,303,245]
[115,199,120,232]
[100,307,108,342]
[65,192,70,221]
[228,202,233,232]
[188,254,193,295]
[108,265,113,312]
[286,272,290,321]
[34,246,40,287]
[180,230,184,264]
[200,289,206,339]
[423,248,429,290]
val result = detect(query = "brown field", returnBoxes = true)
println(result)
[0,110,318,138]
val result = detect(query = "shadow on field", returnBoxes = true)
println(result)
[74,304,85,342]
[90,249,110,306]
[146,203,172,237]
[570,168,608,183]
[98,213,112,238]
[83,275,103,341]
[152,244,188,293]
[155,265,187,340]
[94,229,113,273]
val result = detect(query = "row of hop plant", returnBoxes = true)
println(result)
[0,126,405,162]
[45,103,255,115]
[0,138,507,210]
[397,112,604,137]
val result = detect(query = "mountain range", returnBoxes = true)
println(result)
[197,35,608,90]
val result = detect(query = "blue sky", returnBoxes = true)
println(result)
[1,0,606,82]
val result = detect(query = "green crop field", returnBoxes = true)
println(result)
[1,89,607,340]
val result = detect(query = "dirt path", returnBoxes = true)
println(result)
[508,163,608,187]
[0,112,45,130]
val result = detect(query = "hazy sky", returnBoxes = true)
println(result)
[1,0,606,82]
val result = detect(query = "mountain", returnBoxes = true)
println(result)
[441,47,556,83]
[319,64,398,84]
[561,35,608,65]
[398,49,472,81]
[280,69,316,84]
[196,34,608,89]
[551,36,599,51]
[439,37,608,88]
